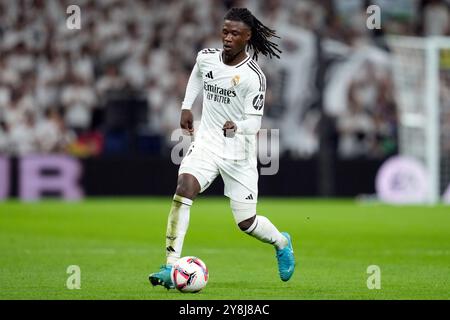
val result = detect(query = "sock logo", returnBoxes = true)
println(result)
[206,71,214,79]
[166,236,177,241]
[245,194,253,200]
[166,246,176,253]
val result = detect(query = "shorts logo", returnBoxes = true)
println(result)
[253,94,264,110]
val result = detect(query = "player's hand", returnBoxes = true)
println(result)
[222,121,237,138]
[180,110,194,135]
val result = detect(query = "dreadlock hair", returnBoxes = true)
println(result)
[224,7,282,60]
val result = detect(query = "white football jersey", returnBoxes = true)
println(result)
[189,48,266,160]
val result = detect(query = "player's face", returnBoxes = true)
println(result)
[222,20,251,56]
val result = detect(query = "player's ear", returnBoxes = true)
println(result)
[245,29,251,42]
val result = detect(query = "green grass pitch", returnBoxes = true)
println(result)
[0,197,449,300]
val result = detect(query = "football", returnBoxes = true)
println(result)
[171,256,209,293]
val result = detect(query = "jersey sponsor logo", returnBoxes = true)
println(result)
[204,82,236,104]
[206,70,214,79]
[253,94,265,110]
[203,83,236,97]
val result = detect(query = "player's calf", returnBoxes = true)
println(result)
[230,200,294,281]
[231,200,287,248]
[237,215,256,231]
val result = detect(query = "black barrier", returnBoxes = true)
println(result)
[80,156,321,197]
[83,156,382,197]
[3,156,383,198]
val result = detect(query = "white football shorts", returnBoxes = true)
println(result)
[178,142,258,203]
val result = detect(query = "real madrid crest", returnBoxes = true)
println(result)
[231,75,240,87]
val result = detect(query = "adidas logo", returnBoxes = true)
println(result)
[166,246,176,253]
[206,71,214,79]
[245,194,253,200]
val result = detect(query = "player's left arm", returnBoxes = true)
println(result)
[223,116,261,137]
[223,72,265,137]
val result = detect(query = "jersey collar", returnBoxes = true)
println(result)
[220,50,251,68]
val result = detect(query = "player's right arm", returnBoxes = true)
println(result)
[181,54,203,135]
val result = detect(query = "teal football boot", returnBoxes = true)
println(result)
[275,232,295,281]
[149,265,175,289]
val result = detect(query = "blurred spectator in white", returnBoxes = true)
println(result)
[8,111,38,156]
[0,54,20,87]
[96,65,126,96]
[337,83,376,159]
[160,69,190,146]
[35,49,67,109]
[53,110,77,153]
[122,52,150,89]
[61,74,98,131]
[3,87,34,128]
[146,78,165,134]
[423,0,449,36]
[324,45,391,116]
[370,74,398,158]
[72,45,96,83]
[0,122,10,154]
[6,43,34,74]
[35,108,61,153]
[0,82,11,116]
[161,94,184,147]
[0,0,423,159]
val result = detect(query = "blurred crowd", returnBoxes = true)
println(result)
[0,0,449,159]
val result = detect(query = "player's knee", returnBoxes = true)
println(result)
[238,216,256,231]
[175,184,196,200]
[175,174,200,200]
[230,200,256,231]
